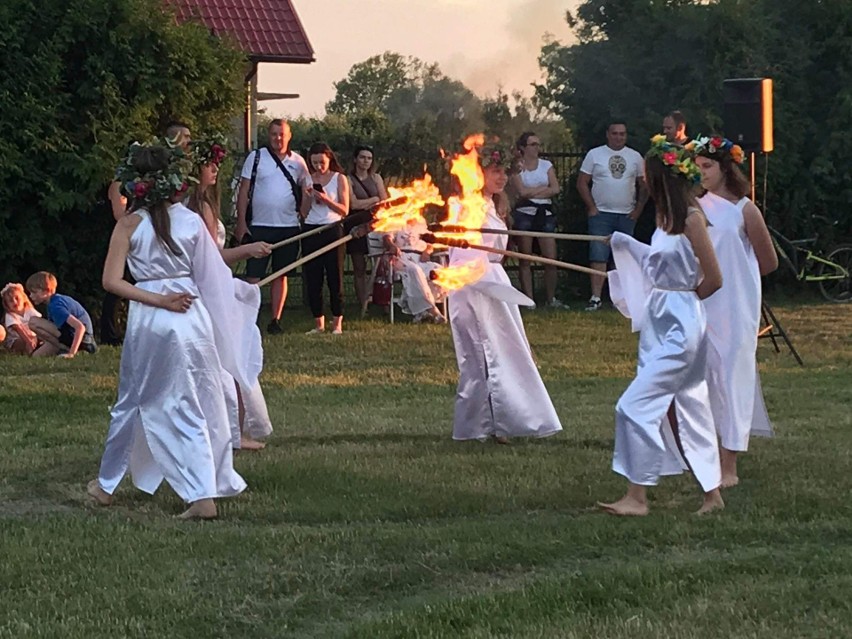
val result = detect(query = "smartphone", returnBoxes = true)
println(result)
[312,183,324,193]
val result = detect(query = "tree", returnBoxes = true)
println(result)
[0,0,245,311]
[536,0,852,240]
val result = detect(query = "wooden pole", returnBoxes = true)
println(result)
[267,221,339,250]
[466,243,606,278]
[433,226,609,243]
[257,235,353,287]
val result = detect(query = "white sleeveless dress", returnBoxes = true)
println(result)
[96,204,262,501]
[448,202,562,441]
[608,226,721,492]
[700,192,773,451]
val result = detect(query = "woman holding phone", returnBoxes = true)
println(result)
[299,142,350,334]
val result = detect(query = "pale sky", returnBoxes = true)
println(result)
[259,0,578,118]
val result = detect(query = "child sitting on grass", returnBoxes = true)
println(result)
[25,271,97,358]
[2,283,41,355]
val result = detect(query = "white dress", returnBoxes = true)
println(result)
[391,222,444,318]
[700,193,773,451]
[608,228,721,492]
[448,203,562,441]
[96,205,262,502]
[215,220,274,446]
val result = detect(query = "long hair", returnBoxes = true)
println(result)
[308,142,344,174]
[351,145,376,175]
[645,154,699,234]
[131,146,182,255]
[1,283,36,315]
[186,176,221,222]
[718,155,750,199]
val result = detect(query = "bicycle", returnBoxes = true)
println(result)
[769,225,852,303]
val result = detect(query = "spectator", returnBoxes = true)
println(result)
[300,142,350,335]
[235,119,311,334]
[577,121,647,310]
[383,218,446,324]
[509,132,565,308]
[2,282,40,355]
[347,145,388,309]
[662,110,690,145]
[26,271,97,357]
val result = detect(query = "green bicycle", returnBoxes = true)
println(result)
[769,225,852,302]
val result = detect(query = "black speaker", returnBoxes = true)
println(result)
[723,78,773,153]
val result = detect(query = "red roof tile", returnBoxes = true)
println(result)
[173,0,315,63]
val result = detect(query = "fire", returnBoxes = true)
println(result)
[431,134,492,290]
[372,174,444,234]
[431,259,487,291]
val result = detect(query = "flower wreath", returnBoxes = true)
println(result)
[648,134,701,184]
[189,134,228,169]
[688,135,745,165]
[478,143,516,169]
[115,138,197,207]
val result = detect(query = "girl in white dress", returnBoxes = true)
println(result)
[600,136,724,516]
[693,136,778,487]
[188,137,274,451]
[88,141,262,520]
[449,147,562,443]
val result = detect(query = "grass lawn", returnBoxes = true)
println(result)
[1,301,850,638]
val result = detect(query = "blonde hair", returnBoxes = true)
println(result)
[2,283,37,314]
[25,271,57,294]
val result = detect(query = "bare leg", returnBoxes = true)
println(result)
[589,262,607,298]
[177,498,217,520]
[270,276,287,321]
[597,482,650,516]
[331,315,343,334]
[86,479,113,506]
[720,448,740,488]
[236,383,265,451]
[30,319,64,357]
[516,236,534,301]
[539,237,559,301]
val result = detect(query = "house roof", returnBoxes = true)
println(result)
[173,0,315,64]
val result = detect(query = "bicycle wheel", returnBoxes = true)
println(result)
[817,244,852,303]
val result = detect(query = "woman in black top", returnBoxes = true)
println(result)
[346,145,388,308]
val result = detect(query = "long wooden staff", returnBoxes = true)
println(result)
[420,233,606,278]
[267,221,338,250]
[430,224,608,243]
[257,235,353,287]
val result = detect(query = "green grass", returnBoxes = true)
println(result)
[1,302,850,638]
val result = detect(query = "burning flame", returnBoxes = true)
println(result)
[431,259,487,291]
[372,174,444,234]
[431,134,492,290]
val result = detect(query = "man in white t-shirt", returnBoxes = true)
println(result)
[577,121,647,311]
[236,119,311,334]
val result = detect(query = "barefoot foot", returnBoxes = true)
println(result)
[177,499,217,520]
[87,479,113,506]
[720,473,740,489]
[240,436,266,451]
[596,496,649,517]
[490,434,510,445]
[696,490,725,515]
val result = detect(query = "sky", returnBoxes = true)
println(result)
[258,0,579,118]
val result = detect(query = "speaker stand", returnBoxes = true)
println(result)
[759,300,803,366]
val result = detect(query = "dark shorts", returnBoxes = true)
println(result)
[59,324,98,353]
[588,212,636,262]
[344,210,373,255]
[245,225,301,279]
[512,211,557,233]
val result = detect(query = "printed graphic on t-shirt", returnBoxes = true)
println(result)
[608,154,627,179]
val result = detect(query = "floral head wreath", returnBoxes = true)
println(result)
[189,134,228,169]
[648,134,701,184]
[478,143,516,169]
[688,135,745,165]
[115,138,197,206]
